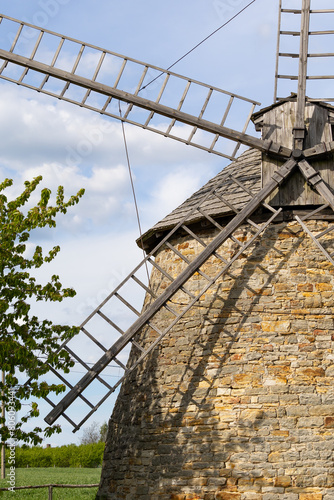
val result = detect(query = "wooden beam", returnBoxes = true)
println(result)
[0,49,291,159]
[303,141,334,159]
[298,159,334,211]
[294,0,311,150]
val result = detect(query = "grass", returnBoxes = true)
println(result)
[0,467,101,499]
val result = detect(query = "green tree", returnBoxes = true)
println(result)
[99,421,108,443]
[0,176,84,444]
[79,421,100,445]
[79,421,108,445]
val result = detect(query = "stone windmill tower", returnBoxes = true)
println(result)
[1,1,334,498]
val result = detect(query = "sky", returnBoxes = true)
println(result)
[0,0,332,446]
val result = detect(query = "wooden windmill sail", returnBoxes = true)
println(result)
[0,0,334,437]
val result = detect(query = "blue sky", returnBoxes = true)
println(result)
[0,0,331,446]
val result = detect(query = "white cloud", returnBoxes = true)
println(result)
[0,0,284,444]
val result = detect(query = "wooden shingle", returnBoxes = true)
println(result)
[138,148,262,250]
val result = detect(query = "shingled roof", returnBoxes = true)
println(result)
[138,148,262,251]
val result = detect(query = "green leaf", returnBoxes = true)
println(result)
[0,176,84,444]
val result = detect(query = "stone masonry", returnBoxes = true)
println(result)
[97,218,334,499]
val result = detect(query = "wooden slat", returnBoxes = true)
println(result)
[294,0,310,149]
[0,48,290,158]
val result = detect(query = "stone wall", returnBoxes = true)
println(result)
[97,219,334,500]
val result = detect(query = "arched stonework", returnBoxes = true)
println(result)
[98,219,334,499]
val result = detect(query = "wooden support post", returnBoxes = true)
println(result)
[294,0,311,150]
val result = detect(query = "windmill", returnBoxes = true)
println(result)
[1,0,334,497]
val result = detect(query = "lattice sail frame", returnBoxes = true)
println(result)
[38,156,334,432]
[0,13,264,161]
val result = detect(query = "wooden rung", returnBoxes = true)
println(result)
[49,366,103,406]
[131,340,144,352]
[148,257,174,282]
[280,30,300,36]
[181,224,207,248]
[97,310,124,335]
[30,30,44,59]
[51,37,65,67]
[0,61,8,74]
[187,126,198,144]
[310,10,334,14]
[209,95,234,150]
[165,117,176,136]
[39,74,49,90]
[18,68,29,83]
[143,74,169,126]
[165,241,191,264]
[277,74,298,80]
[230,235,244,247]
[113,58,127,88]
[142,71,170,129]
[43,397,79,428]
[164,242,211,284]
[81,327,107,352]
[122,103,134,120]
[71,44,85,74]
[279,52,299,58]
[299,204,329,221]
[246,218,261,230]
[92,51,106,81]
[114,292,141,317]
[9,23,23,52]
[306,75,334,80]
[131,274,157,298]
[179,286,197,300]
[308,53,334,58]
[213,191,240,214]
[213,251,229,264]
[177,80,191,111]
[295,216,334,268]
[59,81,70,97]
[148,258,195,299]
[101,96,112,112]
[80,51,106,105]
[197,207,224,231]
[315,226,334,240]
[147,321,164,336]
[309,30,334,36]
[229,174,255,197]
[281,9,301,14]
[114,357,127,371]
[261,202,280,214]
[155,73,170,101]
[164,241,212,283]
[163,303,180,317]
[123,66,149,119]
[198,87,213,118]
[65,345,113,390]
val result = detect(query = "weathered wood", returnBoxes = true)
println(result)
[295,215,334,266]
[298,159,334,211]
[0,48,292,159]
[294,0,311,149]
